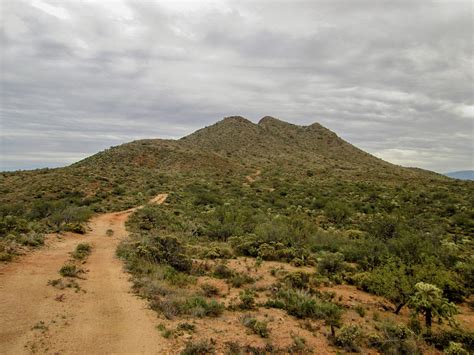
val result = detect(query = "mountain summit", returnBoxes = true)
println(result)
[178,116,435,180]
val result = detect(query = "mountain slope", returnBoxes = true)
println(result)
[0,116,455,216]
[179,116,443,180]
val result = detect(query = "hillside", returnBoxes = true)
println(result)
[1,116,473,353]
[180,116,442,180]
[1,116,449,214]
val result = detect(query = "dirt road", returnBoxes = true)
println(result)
[0,194,170,354]
[245,169,261,183]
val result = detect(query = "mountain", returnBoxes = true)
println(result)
[0,116,459,213]
[72,115,446,179]
[1,116,473,354]
[445,170,474,180]
[167,116,442,180]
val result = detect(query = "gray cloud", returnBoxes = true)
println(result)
[1,0,472,172]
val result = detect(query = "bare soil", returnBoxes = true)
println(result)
[0,195,171,354]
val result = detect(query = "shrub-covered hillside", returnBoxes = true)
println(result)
[1,116,473,352]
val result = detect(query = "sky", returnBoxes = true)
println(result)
[1,0,473,173]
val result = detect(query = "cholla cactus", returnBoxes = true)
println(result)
[408,282,458,330]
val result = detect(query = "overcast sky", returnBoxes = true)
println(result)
[1,0,472,173]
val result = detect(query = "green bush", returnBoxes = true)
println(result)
[425,329,474,352]
[135,235,192,272]
[370,321,420,355]
[283,271,311,289]
[318,252,345,275]
[213,263,234,279]
[444,342,469,355]
[63,223,86,234]
[334,325,362,352]
[228,274,254,288]
[151,295,224,319]
[182,296,225,317]
[181,339,215,355]
[239,289,256,310]
[266,289,342,321]
[200,283,220,297]
[59,264,79,277]
[72,243,92,260]
[240,314,269,338]
[324,201,352,224]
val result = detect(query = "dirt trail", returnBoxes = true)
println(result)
[244,169,261,183]
[0,194,170,354]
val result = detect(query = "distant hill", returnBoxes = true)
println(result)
[0,116,459,212]
[445,170,474,180]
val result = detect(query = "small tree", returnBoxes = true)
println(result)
[408,282,458,332]
[362,258,413,314]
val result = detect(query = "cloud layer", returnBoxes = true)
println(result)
[1,0,472,172]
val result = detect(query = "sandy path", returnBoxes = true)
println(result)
[244,169,261,183]
[0,194,170,354]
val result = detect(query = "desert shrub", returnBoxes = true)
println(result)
[177,322,196,332]
[204,206,246,241]
[161,265,196,287]
[356,258,413,314]
[240,314,269,338]
[48,278,81,291]
[239,289,256,310]
[157,323,174,338]
[425,329,474,352]
[134,235,192,272]
[49,205,92,230]
[225,342,275,354]
[334,325,362,352]
[193,191,222,207]
[0,251,13,261]
[63,223,86,234]
[355,304,366,317]
[59,264,79,277]
[229,235,311,263]
[150,297,182,319]
[444,342,469,355]
[369,215,401,240]
[324,201,352,224]
[0,216,30,237]
[200,283,220,297]
[370,321,421,355]
[128,206,181,232]
[228,274,255,288]
[288,335,308,352]
[181,339,215,355]
[72,243,92,260]
[213,263,234,279]
[181,296,224,317]
[283,271,311,289]
[317,252,345,275]
[15,232,45,247]
[203,245,233,259]
[151,295,224,319]
[266,289,342,321]
[0,234,33,261]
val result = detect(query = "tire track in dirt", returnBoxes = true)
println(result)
[0,194,169,354]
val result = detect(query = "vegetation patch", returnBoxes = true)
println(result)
[59,263,81,278]
[240,314,269,338]
[71,243,92,260]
